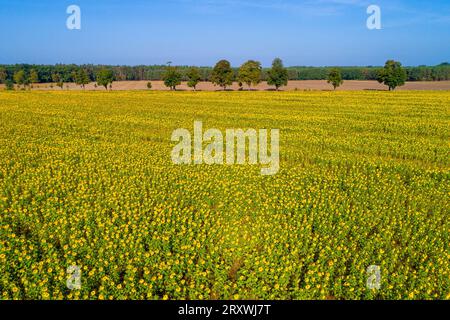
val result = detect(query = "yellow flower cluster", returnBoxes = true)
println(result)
[0,90,448,300]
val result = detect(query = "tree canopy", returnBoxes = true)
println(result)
[96,69,114,90]
[0,63,448,84]
[0,67,8,84]
[163,66,182,90]
[13,70,28,89]
[267,58,288,90]
[4,80,14,90]
[52,73,64,89]
[377,60,407,91]
[29,69,39,84]
[73,68,90,89]
[211,60,234,90]
[186,67,201,90]
[237,60,262,89]
[327,68,344,90]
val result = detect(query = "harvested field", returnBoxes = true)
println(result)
[3,80,450,91]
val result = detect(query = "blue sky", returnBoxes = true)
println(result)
[0,0,449,66]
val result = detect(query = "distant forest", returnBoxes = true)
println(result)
[1,63,449,83]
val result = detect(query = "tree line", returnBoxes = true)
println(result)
[0,59,440,91]
[0,62,448,83]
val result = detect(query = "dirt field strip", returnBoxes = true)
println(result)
[3,80,450,91]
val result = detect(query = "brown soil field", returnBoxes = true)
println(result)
[2,80,450,91]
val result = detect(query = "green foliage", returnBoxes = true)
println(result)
[237,60,262,89]
[377,60,407,91]
[267,58,288,90]
[4,79,14,90]
[52,73,64,89]
[13,70,29,89]
[96,69,114,90]
[0,67,7,84]
[51,73,60,83]
[13,70,25,85]
[1,63,449,83]
[163,66,182,90]
[29,69,39,84]
[211,60,234,90]
[327,68,344,90]
[186,67,201,90]
[73,68,90,89]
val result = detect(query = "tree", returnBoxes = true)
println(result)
[237,60,262,90]
[74,68,90,89]
[96,69,114,90]
[51,73,60,84]
[5,80,14,90]
[0,67,7,84]
[14,70,28,89]
[211,60,234,90]
[147,82,152,90]
[52,73,64,89]
[186,67,201,91]
[163,66,182,90]
[267,58,288,91]
[377,60,407,91]
[29,69,39,86]
[327,68,343,90]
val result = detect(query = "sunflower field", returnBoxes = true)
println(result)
[0,90,449,300]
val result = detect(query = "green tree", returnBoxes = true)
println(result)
[82,70,91,88]
[51,73,60,83]
[211,60,234,90]
[163,66,182,90]
[29,69,39,85]
[186,67,201,91]
[237,60,262,90]
[327,68,343,90]
[267,58,288,91]
[377,60,407,91]
[0,67,7,84]
[52,73,64,89]
[5,79,14,90]
[74,68,90,89]
[14,70,28,89]
[96,69,114,90]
